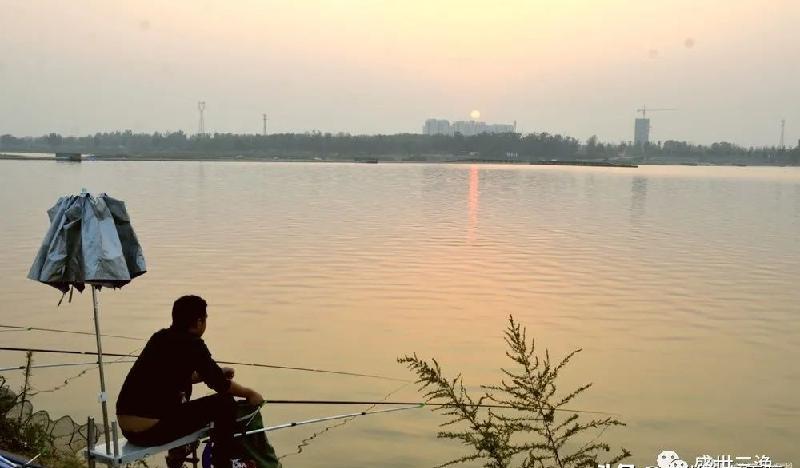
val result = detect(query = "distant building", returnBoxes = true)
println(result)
[424,118,515,136]
[634,118,650,146]
[487,123,515,133]
[452,120,484,136]
[423,119,452,135]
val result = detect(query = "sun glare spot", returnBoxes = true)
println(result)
[470,110,481,120]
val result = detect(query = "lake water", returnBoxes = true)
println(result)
[1,161,798,467]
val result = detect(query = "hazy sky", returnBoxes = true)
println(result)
[1,0,798,146]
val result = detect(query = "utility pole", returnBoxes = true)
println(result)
[198,101,206,135]
[262,113,268,136]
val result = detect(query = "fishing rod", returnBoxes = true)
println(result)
[0,324,140,341]
[264,399,620,416]
[215,359,408,382]
[0,326,403,380]
[0,346,409,383]
[0,360,136,373]
[238,405,424,438]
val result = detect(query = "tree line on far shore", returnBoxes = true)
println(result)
[1,131,798,165]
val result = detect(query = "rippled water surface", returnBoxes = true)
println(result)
[1,161,798,466]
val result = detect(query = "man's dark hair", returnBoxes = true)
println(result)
[171,295,208,330]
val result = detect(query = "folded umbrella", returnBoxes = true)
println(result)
[28,192,145,293]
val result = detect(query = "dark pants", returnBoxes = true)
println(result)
[121,394,235,467]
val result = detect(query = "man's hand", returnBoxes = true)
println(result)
[246,390,265,406]
[221,367,235,380]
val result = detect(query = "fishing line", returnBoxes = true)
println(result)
[279,409,360,460]
[0,347,410,383]
[30,346,143,396]
[279,381,413,460]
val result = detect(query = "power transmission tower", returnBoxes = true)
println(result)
[262,113,268,136]
[198,101,206,135]
[779,119,785,149]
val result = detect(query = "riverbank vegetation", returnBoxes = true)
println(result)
[2,131,798,165]
[0,355,87,468]
[399,316,629,468]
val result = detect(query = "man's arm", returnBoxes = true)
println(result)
[191,340,263,405]
[191,367,233,384]
[226,380,264,406]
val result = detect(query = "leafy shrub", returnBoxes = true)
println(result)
[399,316,630,468]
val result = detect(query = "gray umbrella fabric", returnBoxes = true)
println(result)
[28,192,146,293]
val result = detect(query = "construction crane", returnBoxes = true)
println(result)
[636,105,676,118]
[633,106,676,148]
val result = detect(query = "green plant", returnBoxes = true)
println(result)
[399,315,630,468]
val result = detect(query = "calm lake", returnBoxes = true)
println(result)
[1,161,798,466]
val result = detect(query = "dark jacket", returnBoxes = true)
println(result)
[116,327,231,419]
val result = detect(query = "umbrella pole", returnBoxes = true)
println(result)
[91,286,112,454]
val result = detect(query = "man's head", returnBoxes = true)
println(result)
[171,295,207,336]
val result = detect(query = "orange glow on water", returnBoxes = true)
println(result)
[468,165,479,241]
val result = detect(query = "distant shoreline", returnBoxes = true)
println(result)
[0,153,643,167]
[2,152,797,168]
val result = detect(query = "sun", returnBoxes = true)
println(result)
[469,109,481,120]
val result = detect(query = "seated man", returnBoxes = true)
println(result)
[116,295,264,468]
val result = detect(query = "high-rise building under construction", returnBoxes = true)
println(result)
[634,118,650,146]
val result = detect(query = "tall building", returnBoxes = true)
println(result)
[634,118,650,146]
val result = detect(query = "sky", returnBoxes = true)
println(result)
[1,0,798,146]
